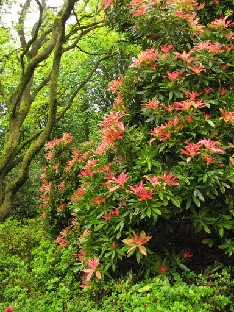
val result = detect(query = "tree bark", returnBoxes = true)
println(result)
[0,0,110,221]
[0,0,76,220]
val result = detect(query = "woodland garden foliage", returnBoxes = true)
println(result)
[0,0,234,311]
[39,0,234,289]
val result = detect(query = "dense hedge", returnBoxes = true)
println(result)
[37,0,234,289]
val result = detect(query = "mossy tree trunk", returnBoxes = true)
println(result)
[0,0,110,221]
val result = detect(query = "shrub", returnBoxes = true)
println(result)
[1,268,233,311]
[39,0,234,287]
[0,219,80,311]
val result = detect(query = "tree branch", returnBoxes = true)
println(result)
[64,19,105,42]
[63,24,104,52]
[31,73,51,102]
[20,0,44,67]
[57,49,113,121]
[0,80,10,107]
[10,34,57,117]
[18,0,31,50]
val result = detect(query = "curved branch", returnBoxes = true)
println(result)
[64,19,105,41]
[57,49,113,121]
[20,0,44,65]
[18,0,31,50]
[31,73,51,102]
[63,24,104,52]
[0,80,10,108]
[10,35,57,117]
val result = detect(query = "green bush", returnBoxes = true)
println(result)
[1,267,233,311]
[0,219,81,311]
[87,272,233,312]
[0,219,40,306]
[39,0,234,287]
[0,219,232,311]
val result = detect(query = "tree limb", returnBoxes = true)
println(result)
[63,24,104,52]
[20,0,44,67]
[0,80,10,107]
[18,0,31,50]
[57,49,113,121]
[64,19,105,42]
[31,72,51,102]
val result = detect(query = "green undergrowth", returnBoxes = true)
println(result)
[1,272,233,312]
[0,219,233,312]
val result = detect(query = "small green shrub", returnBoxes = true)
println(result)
[1,268,232,311]
[0,218,232,311]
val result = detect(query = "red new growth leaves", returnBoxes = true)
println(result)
[167,71,183,81]
[45,132,73,150]
[181,141,201,161]
[199,139,226,154]
[81,258,101,288]
[174,51,194,63]
[108,76,125,93]
[122,231,151,255]
[220,109,234,125]
[100,0,114,10]
[130,48,158,67]
[145,176,159,187]
[158,173,180,187]
[181,139,226,162]
[96,112,126,155]
[159,264,168,274]
[107,172,129,191]
[142,98,160,110]
[182,250,193,259]
[129,181,153,200]
[209,16,234,29]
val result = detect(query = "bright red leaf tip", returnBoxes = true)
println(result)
[122,231,151,255]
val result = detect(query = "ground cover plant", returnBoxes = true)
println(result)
[0,220,233,311]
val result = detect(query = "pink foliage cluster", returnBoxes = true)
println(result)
[39,0,234,287]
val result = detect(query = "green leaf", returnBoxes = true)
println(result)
[158,191,164,200]
[136,250,143,264]
[127,248,136,258]
[206,120,215,127]
[219,183,225,194]
[186,198,192,209]
[219,227,224,238]
[202,239,214,247]
[219,239,234,256]
[111,250,116,259]
[111,262,116,271]
[178,263,191,272]
[94,222,105,231]
[138,285,152,293]
[169,90,173,101]
[194,189,205,202]
[203,174,208,183]
[146,206,152,217]
[171,197,181,208]
[116,249,125,256]
[223,222,234,230]
[192,196,200,207]
[204,224,211,234]
[152,207,161,215]
[222,182,230,189]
